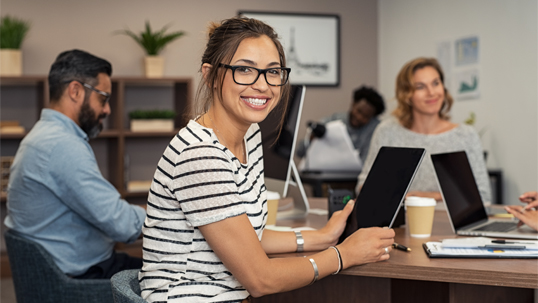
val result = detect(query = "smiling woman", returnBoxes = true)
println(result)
[139,16,395,303]
[356,57,491,205]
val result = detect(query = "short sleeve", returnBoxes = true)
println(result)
[173,144,246,227]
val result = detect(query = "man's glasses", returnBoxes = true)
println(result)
[219,63,291,86]
[66,80,111,106]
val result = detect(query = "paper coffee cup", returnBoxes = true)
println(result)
[266,191,281,226]
[405,196,436,238]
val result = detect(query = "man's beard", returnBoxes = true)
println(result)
[78,99,106,139]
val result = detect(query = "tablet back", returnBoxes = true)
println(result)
[339,146,425,243]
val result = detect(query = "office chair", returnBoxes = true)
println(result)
[111,269,148,303]
[4,229,113,303]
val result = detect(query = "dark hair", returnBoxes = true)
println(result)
[353,86,385,116]
[195,17,290,120]
[393,57,453,128]
[48,49,112,102]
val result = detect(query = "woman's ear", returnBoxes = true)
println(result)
[201,63,212,83]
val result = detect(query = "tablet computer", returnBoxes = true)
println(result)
[339,146,425,243]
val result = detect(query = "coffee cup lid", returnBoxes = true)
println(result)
[266,190,281,200]
[405,196,436,207]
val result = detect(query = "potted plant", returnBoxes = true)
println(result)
[116,21,185,78]
[0,15,30,76]
[129,109,176,132]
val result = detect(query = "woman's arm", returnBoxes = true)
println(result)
[260,201,354,254]
[199,201,394,298]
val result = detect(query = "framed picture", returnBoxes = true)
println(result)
[238,11,340,87]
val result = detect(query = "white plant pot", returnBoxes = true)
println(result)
[144,56,164,78]
[0,49,22,76]
[130,119,174,132]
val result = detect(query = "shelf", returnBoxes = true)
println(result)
[124,130,179,137]
[0,76,192,204]
[0,133,26,139]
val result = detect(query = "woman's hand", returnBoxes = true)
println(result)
[338,227,395,268]
[519,191,538,209]
[316,199,355,246]
[505,205,538,231]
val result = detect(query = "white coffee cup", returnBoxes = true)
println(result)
[266,191,281,226]
[405,196,436,238]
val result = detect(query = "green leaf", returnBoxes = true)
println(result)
[114,20,185,56]
[0,15,31,49]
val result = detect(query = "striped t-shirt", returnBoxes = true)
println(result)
[140,120,268,303]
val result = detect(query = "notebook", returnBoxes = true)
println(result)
[431,151,538,240]
[339,146,425,243]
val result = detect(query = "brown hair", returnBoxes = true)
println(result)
[392,57,453,128]
[193,17,290,126]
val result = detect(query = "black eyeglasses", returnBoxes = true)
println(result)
[65,80,111,106]
[219,63,291,86]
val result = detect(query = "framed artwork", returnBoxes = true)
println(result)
[238,11,340,87]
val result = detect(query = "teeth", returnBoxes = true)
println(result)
[244,98,267,106]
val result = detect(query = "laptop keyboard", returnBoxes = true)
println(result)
[472,221,517,232]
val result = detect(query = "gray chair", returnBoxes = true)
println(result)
[4,229,113,303]
[111,269,148,303]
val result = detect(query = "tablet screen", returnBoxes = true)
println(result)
[339,146,425,243]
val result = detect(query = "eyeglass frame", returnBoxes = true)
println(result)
[219,63,291,87]
[64,80,111,106]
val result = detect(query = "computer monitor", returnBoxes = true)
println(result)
[258,85,309,219]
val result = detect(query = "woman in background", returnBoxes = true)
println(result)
[356,57,491,203]
[140,17,395,303]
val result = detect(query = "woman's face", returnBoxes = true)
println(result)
[213,35,282,128]
[409,66,445,117]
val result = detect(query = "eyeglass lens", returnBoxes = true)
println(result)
[232,66,289,86]
[82,83,111,105]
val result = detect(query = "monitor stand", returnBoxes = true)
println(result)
[276,161,310,219]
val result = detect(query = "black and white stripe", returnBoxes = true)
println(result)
[140,120,267,303]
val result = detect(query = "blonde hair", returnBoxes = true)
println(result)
[392,57,453,128]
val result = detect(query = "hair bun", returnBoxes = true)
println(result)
[207,21,221,39]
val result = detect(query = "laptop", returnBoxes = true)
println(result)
[431,151,538,240]
[339,146,425,243]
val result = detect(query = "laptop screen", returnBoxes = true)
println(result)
[340,147,425,242]
[431,151,488,230]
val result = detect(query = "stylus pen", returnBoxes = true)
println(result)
[392,243,411,252]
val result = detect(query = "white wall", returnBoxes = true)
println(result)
[379,0,538,204]
[1,0,378,141]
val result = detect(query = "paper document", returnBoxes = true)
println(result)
[300,120,362,172]
[441,237,538,250]
[423,242,538,258]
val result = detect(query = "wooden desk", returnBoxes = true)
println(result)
[254,198,537,303]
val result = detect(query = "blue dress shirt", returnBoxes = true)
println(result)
[5,109,146,276]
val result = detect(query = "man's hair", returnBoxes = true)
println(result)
[48,49,112,102]
[353,86,385,116]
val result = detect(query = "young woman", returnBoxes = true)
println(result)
[140,17,395,303]
[356,57,491,203]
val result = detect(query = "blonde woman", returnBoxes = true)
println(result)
[356,57,491,203]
